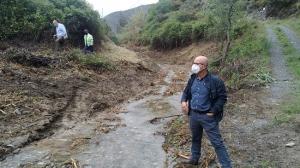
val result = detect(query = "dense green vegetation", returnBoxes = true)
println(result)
[218,22,271,90]
[139,0,213,49]
[120,0,299,50]
[0,0,107,47]
[131,0,246,50]
[118,0,272,89]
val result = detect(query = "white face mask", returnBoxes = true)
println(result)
[191,64,201,74]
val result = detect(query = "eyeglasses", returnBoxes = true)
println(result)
[193,62,205,65]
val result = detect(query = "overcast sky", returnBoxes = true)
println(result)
[86,0,159,17]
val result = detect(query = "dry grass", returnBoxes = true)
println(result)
[101,41,140,64]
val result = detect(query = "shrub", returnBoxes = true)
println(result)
[67,49,113,70]
[0,0,106,47]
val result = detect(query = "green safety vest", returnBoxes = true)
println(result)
[84,33,94,46]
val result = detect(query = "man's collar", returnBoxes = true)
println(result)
[197,71,209,80]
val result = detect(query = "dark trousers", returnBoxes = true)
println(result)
[189,111,232,168]
[84,46,93,53]
[55,38,65,51]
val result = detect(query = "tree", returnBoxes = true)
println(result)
[205,0,243,63]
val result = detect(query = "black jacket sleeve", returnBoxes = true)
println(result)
[181,77,192,102]
[210,78,227,114]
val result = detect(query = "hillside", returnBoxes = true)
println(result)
[1,0,300,167]
[104,4,154,34]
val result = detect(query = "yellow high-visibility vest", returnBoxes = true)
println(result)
[84,33,94,46]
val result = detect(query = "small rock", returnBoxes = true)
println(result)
[285,142,296,147]
[37,161,47,165]
[22,111,30,115]
[239,104,247,108]
[14,108,22,115]
[12,148,20,154]
[6,144,14,148]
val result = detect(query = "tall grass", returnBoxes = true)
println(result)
[67,49,114,71]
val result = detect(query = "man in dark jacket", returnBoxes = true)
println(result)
[181,56,231,167]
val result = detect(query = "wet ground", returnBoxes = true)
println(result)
[74,66,179,168]
[0,45,158,167]
[0,64,183,168]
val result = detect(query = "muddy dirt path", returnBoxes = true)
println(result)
[0,64,183,168]
[74,66,180,168]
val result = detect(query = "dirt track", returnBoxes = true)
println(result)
[0,45,157,166]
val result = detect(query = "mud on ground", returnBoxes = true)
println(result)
[0,46,157,161]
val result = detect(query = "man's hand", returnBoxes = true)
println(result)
[55,36,61,42]
[181,101,188,115]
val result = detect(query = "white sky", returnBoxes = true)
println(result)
[86,0,159,17]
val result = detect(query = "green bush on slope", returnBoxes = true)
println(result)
[0,0,106,47]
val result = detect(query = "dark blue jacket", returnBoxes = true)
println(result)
[181,73,227,121]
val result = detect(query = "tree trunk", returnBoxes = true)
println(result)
[222,31,231,63]
[222,1,234,64]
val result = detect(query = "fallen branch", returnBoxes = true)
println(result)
[178,153,189,160]
[71,158,79,168]
[2,103,16,108]
[0,109,7,115]
[168,147,189,160]
[149,114,183,123]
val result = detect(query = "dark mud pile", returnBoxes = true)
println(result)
[0,46,155,161]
